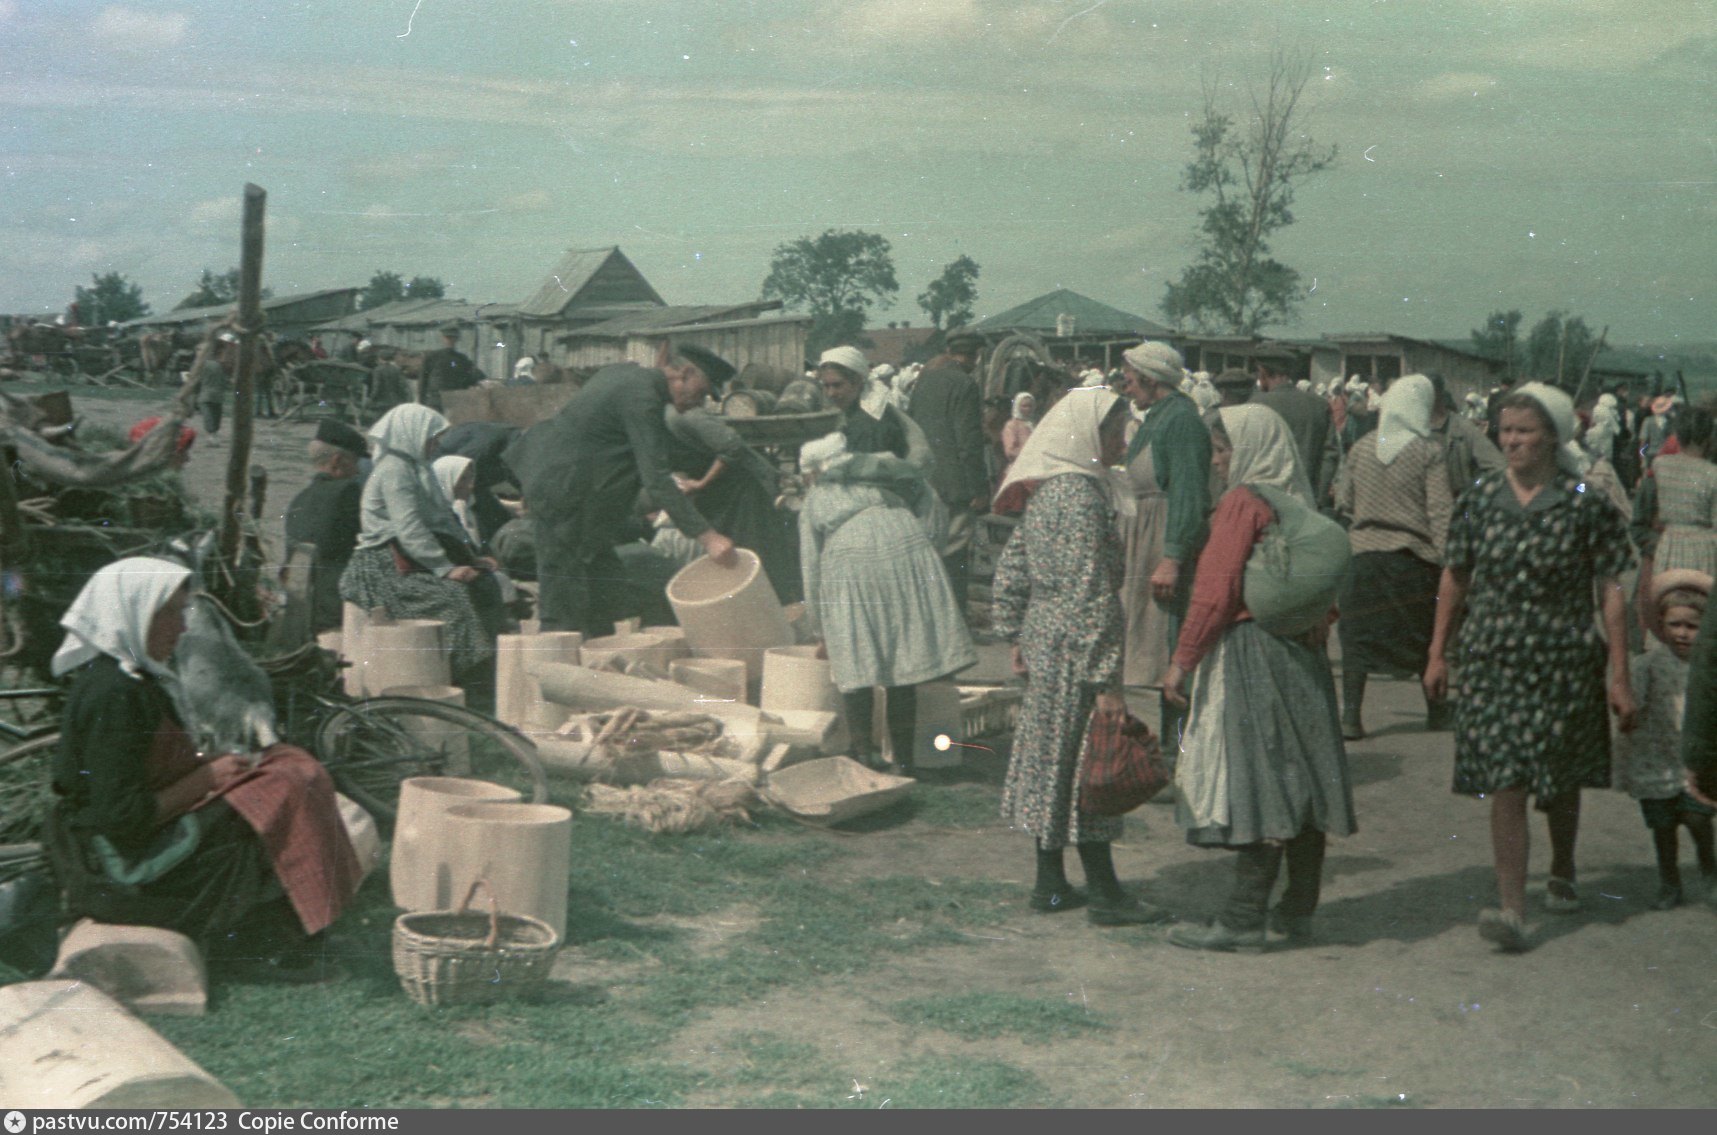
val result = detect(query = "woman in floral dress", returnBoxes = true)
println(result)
[1424,382,1637,952]
[991,387,1173,927]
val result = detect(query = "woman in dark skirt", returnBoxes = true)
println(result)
[1161,405,1357,951]
[1332,374,1456,738]
[46,558,360,978]
[1424,383,1637,952]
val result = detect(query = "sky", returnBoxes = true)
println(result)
[3,0,1714,348]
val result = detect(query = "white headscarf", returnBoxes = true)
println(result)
[994,387,1134,517]
[1011,391,1036,420]
[1296,379,1312,392]
[1375,373,1435,466]
[433,454,481,544]
[1190,377,1222,414]
[512,357,536,380]
[798,431,850,477]
[51,556,193,681]
[1216,404,1315,505]
[369,402,453,509]
[1512,381,1585,474]
[1121,341,1185,387]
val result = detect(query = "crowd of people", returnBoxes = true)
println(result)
[44,324,1717,982]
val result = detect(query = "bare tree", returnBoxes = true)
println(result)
[1162,51,1337,335]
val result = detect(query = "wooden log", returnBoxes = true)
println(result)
[0,981,240,1107]
[216,183,266,579]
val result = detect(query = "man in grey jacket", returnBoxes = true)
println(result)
[906,328,988,615]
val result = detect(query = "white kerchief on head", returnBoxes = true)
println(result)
[1375,374,1435,466]
[1011,392,1035,420]
[1217,404,1314,505]
[1512,381,1584,474]
[1190,378,1221,414]
[994,387,1134,517]
[51,556,193,681]
[1122,341,1184,387]
[433,455,474,501]
[368,403,449,463]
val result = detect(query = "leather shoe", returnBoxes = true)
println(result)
[1088,896,1174,927]
[1029,888,1087,914]
[1168,920,1266,952]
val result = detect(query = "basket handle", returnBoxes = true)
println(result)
[456,878,502,949]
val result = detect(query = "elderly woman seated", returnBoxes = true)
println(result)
[44,558,362,980]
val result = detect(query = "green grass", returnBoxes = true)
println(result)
[142,808,1024,1107]
[888,991,1111,1045]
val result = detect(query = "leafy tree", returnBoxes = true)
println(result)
[360,270,406,311]
[1470,309,1523,382]
[1524,311,1596,388]
[360,272,447,310]
[174,267,270,310]
[72,272,150,325]
[761,229,899,356]
[1161,52,1336,334]
[917,255,981,331]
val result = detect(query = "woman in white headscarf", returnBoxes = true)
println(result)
[798,432,974,773]
[991,387,1173,927]
[1330,374,1456,739]
[1424,382,1636,952]
[999,391,1037,480]
[45,558,360,979]
[1160,404,1356,951]
[339,404,501,688]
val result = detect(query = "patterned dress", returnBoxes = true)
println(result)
[992,474,1126,849]
[1446,471,1635,805]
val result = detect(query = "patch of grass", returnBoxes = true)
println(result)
[888,991,1110,1045]
[858,1055,1059,1109]
[906,782,1003,829]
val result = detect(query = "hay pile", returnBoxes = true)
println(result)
[582,778,757,834]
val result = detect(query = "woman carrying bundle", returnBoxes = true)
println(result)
[1160,405,1357,951]
[797,433,975,774]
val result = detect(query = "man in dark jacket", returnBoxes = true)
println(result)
[1250,342,1339,504]
[417,324,479,411]
[504,343,739,635]
[284,419,368,633]
[906,328,988,613]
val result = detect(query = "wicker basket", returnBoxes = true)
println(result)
[392,879,561,1007]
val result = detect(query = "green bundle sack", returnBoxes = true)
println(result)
[1241,484,1352,637]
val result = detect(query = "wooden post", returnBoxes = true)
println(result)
[1571,325,1610,408]
[218,184,266,577]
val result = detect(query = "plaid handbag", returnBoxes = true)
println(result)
[1078,707,1170,816]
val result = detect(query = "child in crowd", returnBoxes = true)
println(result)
[1616,570,1717,909]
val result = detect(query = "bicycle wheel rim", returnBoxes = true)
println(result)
[313,697,546,822]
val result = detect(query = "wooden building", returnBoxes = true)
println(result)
[121,287,360,338]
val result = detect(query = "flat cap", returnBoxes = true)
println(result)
[674,344,737,389]
[315,416,369,457]
[944,328,985,352]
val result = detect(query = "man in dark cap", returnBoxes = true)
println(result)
[285,418,370,632]
[1212,367,1257,407]
[1250,342,1339,503]
[418,324,479,411]
[906,327,988,614]
[504,341,739,635]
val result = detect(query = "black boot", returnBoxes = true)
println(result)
[885,684,918,776]
[1272,827,1327,941]
[842,688,880,768]
[1030,842,1085,913]
[1077,841,1172,926]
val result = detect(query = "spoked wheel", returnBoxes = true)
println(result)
[0,734,57,884]
[313,697,547,823]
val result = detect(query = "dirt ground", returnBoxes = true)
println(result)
[74,394,1717,1108]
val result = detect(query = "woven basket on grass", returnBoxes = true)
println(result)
[392,879,561,1007]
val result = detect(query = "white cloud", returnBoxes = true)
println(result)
[502,189,553,212]
[839,0,985,41]
[91,6,189,53]
[189,197,239,225]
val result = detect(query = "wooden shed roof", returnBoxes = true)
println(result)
[517,247,665,318]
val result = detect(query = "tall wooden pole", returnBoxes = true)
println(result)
[218,183,266,577]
